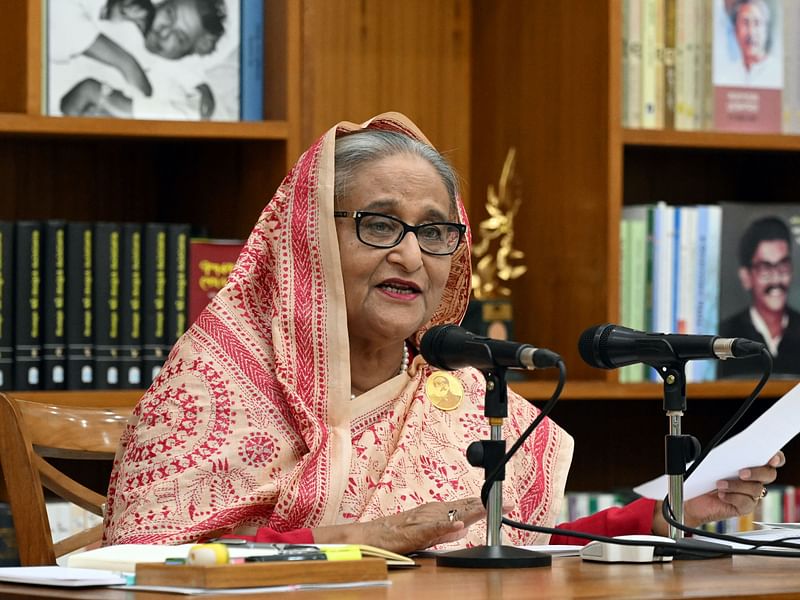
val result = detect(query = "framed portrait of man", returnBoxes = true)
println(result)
[718,202,800,379]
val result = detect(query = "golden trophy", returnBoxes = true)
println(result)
[464,148,527,341]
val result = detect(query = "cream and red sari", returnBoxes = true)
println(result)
[103,113,573,548]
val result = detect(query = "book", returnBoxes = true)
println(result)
[42,220,67,390]
[651,203,676,331]
[119,223,143,389]
[675,205,698,336]
[663,0,677,129]
[783,0,800,133]
[700,0,714,128]
[142,223,168,384]
[65,222,94,389]
[712,0,783,132]
[241,0,264,121]
[188,238,244,325]
[47,0,241,121]
[641,0,662,128]
[717,202,800,379]
[0,222,13,390]
[623,0,643,128]
[648,202,676,381]
[619,216,632,382]
[625,206,650,382]
[13,221,43,390]
[674,0,699,130]
[93,222,122,389]
[693,204,722,382]
[166,223,191,349]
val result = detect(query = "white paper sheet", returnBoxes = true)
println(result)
[634,382,800,500]
[0,566,127,587]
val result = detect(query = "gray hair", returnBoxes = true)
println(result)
[333,129,460,216]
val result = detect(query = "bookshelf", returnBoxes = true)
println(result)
[0,0,302,233]
[0,0,300,400]
[470,0,800,489]
[4,0,797,491]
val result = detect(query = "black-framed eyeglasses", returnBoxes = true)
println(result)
[333,211,466,256]
[750,257,792,280]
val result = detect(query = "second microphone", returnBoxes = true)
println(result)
[421,324,562,371]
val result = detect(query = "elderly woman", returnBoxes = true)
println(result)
[104,113,783,552]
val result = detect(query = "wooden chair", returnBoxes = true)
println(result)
[0,393,134,565]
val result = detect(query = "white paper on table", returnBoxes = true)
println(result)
[0,566,127,587]
[634,382,800,501]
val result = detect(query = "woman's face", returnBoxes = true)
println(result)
[335,153,453,348]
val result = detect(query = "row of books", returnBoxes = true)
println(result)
[699,484,799,534]
[0,220,243,392]
[622,0,799,134]
[620,203,721,382]
[559,486,797,534]
[619,201,800,383]
[45,0,264,121]
[0,221,190,391]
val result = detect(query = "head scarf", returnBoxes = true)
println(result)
[104,112,572,547]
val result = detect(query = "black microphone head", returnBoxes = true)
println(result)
[420,324,463,370]
[578,324,615,369]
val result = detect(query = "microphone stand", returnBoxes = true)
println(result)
[656,360,727,559]
[658,361,695,540]
[436,367,551,568]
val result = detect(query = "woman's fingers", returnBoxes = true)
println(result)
[443,497,485,526]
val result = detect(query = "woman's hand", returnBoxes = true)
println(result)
[652,451,785,535]
[312,497,486,554]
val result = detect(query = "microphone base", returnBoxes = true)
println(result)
[435,544,552,569]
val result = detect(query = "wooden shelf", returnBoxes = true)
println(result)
[510,379,798,401]
[0,114,290,141]
[623,128,800,152]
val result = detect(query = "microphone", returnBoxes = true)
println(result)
[578,323,766,370]
[420,324,562,371]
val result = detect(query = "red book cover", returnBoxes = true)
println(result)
[188,239,244,326]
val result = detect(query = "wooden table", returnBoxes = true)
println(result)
[1,556,800,599]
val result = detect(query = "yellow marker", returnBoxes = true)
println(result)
[316,545,363,561]
[187,543,230,566]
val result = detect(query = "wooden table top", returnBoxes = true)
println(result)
[2,555,800,599]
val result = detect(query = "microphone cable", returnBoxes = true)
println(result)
[498,347,800,557]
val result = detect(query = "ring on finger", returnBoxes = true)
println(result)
[448,509,458,523]
[759,487,768,500]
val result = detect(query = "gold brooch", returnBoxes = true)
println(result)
[425,371,464,411]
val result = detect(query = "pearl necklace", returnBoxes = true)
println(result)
[350,342,410,400]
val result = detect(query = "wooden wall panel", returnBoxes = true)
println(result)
[0,2,31,113]
[299,0,471,203]
[471,1,618,379]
